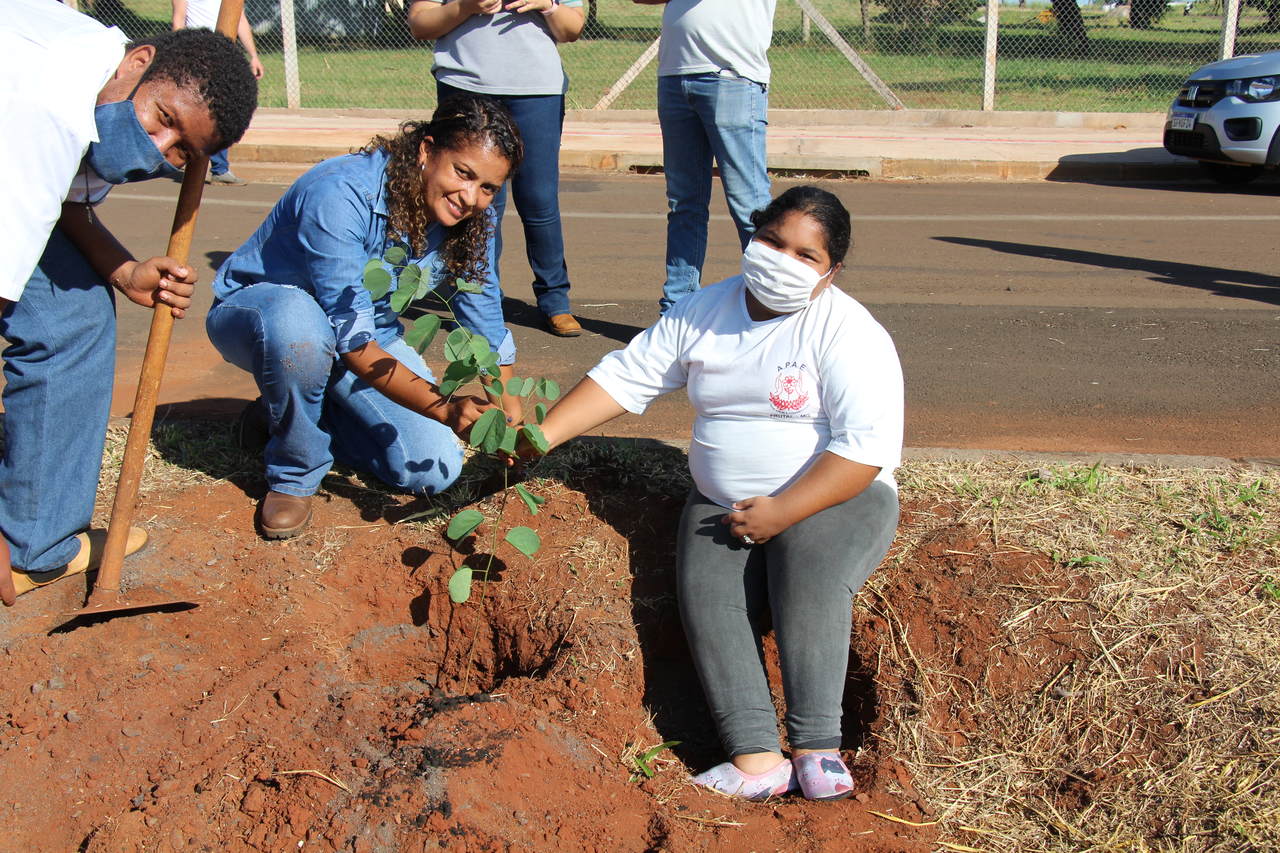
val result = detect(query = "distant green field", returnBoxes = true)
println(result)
[98,0,1280,112]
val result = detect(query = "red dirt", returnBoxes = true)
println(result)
[0,445,1104,852]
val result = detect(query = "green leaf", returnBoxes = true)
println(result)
[389,281,416,314]
[455,278,485,294]
[482,419,505,455]
[443,359,479,385]
[363,258,383,274]
[521,423,550,455]
[383,245,407,267]
[447,566,472,604]
[468,334,492,362]
[469,408,504,451]
[438,379,459,398]
[534,403,547,424]
[405,314,441,353]
[498,425,518,455]
[415,276,433,301]
[477,349,499,372]
[505,377,527,397]
[634,741,680,779]
[505,526,540,557]
[515,483,545,516]
[446,509,484,541]
[398,263,421,289]
[444,328,473,362]
[535,378,561,401]
[363,267,392,299]
[488,379,504,398]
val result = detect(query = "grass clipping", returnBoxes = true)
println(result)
[885,460,1279,852]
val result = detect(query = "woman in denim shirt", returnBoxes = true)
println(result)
[207,95,523,538]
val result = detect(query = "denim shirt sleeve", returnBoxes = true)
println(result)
[293,178,382,354]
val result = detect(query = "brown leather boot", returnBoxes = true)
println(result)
[545,313,582,337]
[258,491,313,539]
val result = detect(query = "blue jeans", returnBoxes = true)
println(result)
[676,482,899,756]
[437,82,572,318]
[210,148,230,176]
[0,230,116,572]
[206,284,464,497]
[657,73,772,313]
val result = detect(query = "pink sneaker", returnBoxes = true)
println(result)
[691,759,797,800]
[793,752,855,801]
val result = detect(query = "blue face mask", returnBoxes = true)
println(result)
[84,84,185,185]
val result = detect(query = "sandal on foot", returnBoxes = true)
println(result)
[691,759,797,800]
[10,527,149,596]
[793,751,855,801]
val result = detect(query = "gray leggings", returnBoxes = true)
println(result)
[675,481,899,755]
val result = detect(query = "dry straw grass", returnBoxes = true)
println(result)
[886,458,1280,852]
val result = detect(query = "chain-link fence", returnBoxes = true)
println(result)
[86,0,1280,112]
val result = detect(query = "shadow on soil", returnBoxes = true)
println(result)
[935,235,1280,306]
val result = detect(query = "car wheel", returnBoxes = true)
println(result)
[1199,161,1264,185]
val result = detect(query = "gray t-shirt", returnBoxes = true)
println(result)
[428,0,583,96]
[657,0,778,86]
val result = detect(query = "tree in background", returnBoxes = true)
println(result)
[1051,0,1090,51]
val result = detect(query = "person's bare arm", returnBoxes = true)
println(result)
[170,0,187,30]
[341,340,493,438]
[722,453,881,545]
[504,0,585,41]
[0,537,14,607]
[407,0,501,40]
[56,203,195,318]
[237,12,265,78]
[532,376,627,451]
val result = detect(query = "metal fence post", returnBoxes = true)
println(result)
[281,0,301,109]
[1219,0,1240,60]
[982,0,999,110]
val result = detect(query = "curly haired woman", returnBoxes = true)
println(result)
[206,94,523,538]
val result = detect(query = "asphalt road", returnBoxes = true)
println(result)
[64,172,1280,460]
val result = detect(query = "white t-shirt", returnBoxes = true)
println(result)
[657,0,778,87]
[588,277,904,509]
[0,0,126,301]
[182,0,220,31]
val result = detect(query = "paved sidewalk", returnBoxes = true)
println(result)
[231,107,1198,184]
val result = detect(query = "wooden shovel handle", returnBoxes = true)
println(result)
[92,0,245,595]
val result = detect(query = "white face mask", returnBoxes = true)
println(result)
[741,240,831,314]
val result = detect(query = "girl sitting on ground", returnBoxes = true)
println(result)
[207,94,522,539]
[527,186,904,800]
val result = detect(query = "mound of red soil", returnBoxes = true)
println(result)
[0,451,1074,852]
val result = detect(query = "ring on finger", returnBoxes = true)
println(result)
[741,534,755,545]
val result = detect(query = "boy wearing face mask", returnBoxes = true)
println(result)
[0,0,258,605]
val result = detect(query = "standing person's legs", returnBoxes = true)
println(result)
[322,338,464,495]
[658,74,714,313]
[209,149,230,176]
[0,230,116,573]
[206,284,338,497]
[765,481,899,798]
[503,93,575,325]
[698,75,771,250]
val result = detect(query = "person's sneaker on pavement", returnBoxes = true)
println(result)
[207,170,247,186]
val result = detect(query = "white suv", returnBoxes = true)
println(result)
[1163,50,1280,184]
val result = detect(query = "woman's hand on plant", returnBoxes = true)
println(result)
[433,394,493,439]
[722,496,791,545]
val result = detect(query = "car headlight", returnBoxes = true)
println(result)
[1228,76,1280,102]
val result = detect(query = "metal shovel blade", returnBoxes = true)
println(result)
[49,589,198,634]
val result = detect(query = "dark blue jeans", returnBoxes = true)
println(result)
[437,82,572,318]
[676,481,900,756]
[210,148,230,176]
[0,230,116,572]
